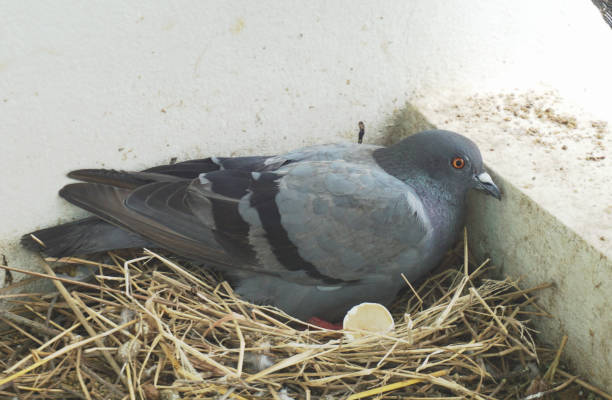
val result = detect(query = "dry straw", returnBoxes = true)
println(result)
[0,232,609,399]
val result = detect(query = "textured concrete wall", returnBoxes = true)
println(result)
[467,169,612,390]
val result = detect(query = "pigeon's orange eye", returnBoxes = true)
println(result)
[451,157,465,169]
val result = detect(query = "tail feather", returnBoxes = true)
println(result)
[143,158,221,178]
[21,217,154,257]
[55,183,231,266]
[67,169,183,189]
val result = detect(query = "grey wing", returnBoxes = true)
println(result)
[140,142,380,178]
[186,160,432,284]
[143,155,276,177]
[57,181,233,266]
[273,160,433,282]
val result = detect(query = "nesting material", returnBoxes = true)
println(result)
[0,242,608,400]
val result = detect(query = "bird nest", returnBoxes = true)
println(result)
[0,238,607,399]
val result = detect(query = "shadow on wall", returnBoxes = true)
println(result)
[376,102,437,146]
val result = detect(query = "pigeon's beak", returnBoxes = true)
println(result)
[474,172,501,200]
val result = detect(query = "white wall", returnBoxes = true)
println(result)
[1,1,611,276]
[2,0,612,388]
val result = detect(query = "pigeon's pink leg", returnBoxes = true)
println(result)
[307,317,342,330]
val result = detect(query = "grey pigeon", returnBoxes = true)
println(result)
[22,129,500,322]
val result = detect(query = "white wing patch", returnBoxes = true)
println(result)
[210,156,224,170]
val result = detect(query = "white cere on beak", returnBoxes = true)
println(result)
[477,172,494,185]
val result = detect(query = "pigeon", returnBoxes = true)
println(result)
[22,129,501,322]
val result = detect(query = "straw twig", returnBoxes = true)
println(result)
[0,245,608,399]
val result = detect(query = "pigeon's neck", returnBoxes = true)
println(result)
[415,179,467,264]
[372,143,417,183]
[416,176,466,232]
[373,144,467,245]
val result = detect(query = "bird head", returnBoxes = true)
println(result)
[375,130,501,200]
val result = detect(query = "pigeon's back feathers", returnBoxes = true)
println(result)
[23,129,500,321]
[144,155,274,178]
